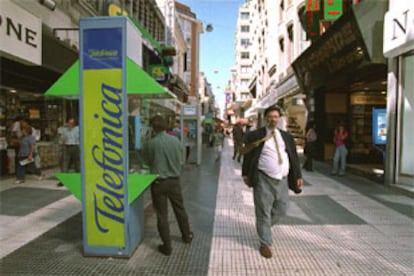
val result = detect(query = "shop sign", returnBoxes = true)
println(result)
[305,0,320,39]
[82,27,126,247]
[225,93,232,104]
[324,0,343,21]
[0,0,41,65]
[107,3,128,16]
[350,95,386,105]
[183,106,197,116]
[383,3,414,57]
[149,64,168,82]
[293,12,369,91]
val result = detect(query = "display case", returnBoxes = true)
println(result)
[350,92,386,162]
[128,95,179,172]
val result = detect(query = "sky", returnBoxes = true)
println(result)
[178,0,246,115]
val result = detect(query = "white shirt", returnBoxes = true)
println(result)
[62,126,80,145]
[258,128,290,180]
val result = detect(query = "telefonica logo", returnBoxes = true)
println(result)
[88,49,119,57]
[91,82,125,234]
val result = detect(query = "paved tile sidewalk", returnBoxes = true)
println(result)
[208,138,414,275]
[0,137,413,275]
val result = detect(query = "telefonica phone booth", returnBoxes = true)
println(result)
[45,16,175,257]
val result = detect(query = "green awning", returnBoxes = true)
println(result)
[45,58,174,98]
[44,60,79,99]
[127,174,158,205]
[203,118,215,124]
[54,172,159,205]
[126,58,166,96]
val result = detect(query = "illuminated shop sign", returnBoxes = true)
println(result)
[372,108,387,145]
[83,28,126,246]
[305,0,320,39]
[324,0,343,21]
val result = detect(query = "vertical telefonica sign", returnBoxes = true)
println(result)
[82,28,125,246]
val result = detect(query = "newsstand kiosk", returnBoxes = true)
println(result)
[45,16,174,257]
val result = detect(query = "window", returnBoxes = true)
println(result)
[279,38,284,52]
[240,79,250,87]
[241,38,250,46]
[241,52,250,59]
[241,12,249,20]
[240,66,251,73]
[241,25,250,32]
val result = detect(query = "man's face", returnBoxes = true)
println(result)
[68,119,75,127]
[266,110,280,129]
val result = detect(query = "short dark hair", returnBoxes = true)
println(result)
[150,115,167,132]
[264,106,282,116]
[22,125,32,135]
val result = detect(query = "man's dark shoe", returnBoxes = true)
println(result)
[57,182,63,187]
[259,245,272,258]
[158,244,172,256]
[182,232,194,244]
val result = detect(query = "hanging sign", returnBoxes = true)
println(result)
[324,0,343,20]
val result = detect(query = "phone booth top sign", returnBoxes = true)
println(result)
[183,106,197,116]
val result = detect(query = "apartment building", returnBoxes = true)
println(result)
[228,0,254,123]
[230,0,309,143]
[175,1,203,104]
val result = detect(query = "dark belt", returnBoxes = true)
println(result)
[66,145,78,147]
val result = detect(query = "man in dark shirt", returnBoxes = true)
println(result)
[232,123,244,162]
[142,115,193,256]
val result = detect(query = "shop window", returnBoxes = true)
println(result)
[400,54,414,175]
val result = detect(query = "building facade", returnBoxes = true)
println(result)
[229,0,254,124]
[383,0,414,187]
[293,0,388,164]
[0,0,205,173]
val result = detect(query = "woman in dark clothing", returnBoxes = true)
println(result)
[303,121,317,171]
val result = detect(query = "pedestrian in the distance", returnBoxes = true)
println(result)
[242,106,303,259]
[303,121,317,171]
[57,118,80,187]
[142,115,193,256]
[15,125,44,184]
[331,122,349,176]
[232,122,244,162]
[213,127,225,161]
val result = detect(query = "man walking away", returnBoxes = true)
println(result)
[232,123,244,162]
[242,106,303,259]
[142,115,193,256]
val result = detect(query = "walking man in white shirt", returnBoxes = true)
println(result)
[242,106,303,258]
[57,118,80,187]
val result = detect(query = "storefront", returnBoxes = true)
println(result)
[0,0,78,175]
[383,0,414,187]
[292,1,388,162]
